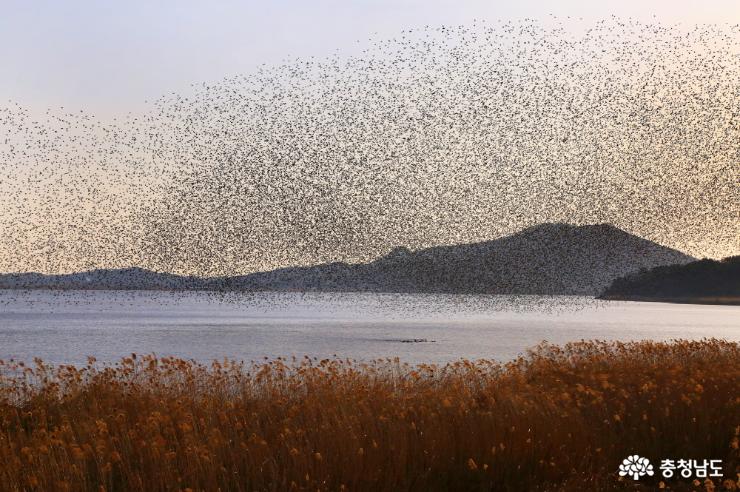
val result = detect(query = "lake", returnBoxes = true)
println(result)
[0,289,737,365]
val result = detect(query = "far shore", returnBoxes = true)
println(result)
[599,295,740,306]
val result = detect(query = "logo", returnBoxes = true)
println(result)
[619,455,655,480]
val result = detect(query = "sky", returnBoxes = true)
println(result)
[1,0,739,116]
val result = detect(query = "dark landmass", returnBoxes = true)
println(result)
[599,256,740,305]
[0,267,208,291]
[217,223,694,295]
[0,223,695,296]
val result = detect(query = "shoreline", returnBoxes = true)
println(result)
[598,295,740,306]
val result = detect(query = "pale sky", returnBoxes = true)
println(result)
[1,0,738,116]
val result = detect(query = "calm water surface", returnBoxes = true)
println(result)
[0,290,737,365]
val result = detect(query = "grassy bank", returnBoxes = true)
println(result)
[1,340,738,491]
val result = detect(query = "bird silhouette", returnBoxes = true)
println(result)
[0,18,736,302]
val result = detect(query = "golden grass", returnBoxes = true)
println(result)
[0,339,738,491]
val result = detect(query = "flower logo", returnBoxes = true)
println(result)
[619,455,654,480]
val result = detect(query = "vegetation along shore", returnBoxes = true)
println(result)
[1,339,738,491]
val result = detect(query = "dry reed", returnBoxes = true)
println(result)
[0,339,738,491]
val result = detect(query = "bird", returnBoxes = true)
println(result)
[0,17,736,305]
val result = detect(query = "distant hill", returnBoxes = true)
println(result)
[0,267,209,291]
[219,223,695,295]
[0,223,696,295]
[599,256,740,305]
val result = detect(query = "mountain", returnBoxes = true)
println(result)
[0,224,696,295]
[599,256,740,304]
[0,267,209,291]
[218,223,695,295]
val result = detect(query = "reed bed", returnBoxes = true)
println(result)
[0,339,738,491]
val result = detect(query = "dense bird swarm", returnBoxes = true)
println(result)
[0,19,737,282]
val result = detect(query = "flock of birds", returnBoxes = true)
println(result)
[0,18,738,282]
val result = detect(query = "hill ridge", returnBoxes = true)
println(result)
[0,223,695,295]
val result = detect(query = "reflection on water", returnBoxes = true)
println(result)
[0,289,737,365]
